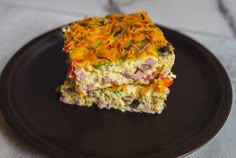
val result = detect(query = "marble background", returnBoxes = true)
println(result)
[1,0,236,38]
[0,0,236,158]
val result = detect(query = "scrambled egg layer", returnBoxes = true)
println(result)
[59,11,175,114]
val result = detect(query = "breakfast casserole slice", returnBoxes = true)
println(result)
[59,11,175,114]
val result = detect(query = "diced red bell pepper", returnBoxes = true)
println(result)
[163,78,173,87]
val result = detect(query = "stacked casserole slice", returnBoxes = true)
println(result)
[59,11,175,114]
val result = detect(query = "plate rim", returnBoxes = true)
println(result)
[0,26,232,158]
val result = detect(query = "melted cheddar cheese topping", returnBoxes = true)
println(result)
[62,11,170,68]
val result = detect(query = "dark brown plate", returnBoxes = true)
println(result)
[0,26,232,158]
